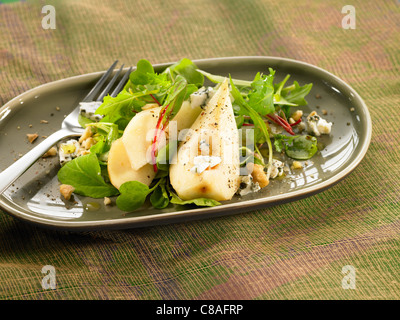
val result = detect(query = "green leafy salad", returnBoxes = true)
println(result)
[57,58,333,212]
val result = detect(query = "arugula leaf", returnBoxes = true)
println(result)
[273,74,297,107]
[95,89,154,130]
[197,69,252,87]
[164,58,204,87]
[281,81,313,106]
[154,75,196,131]
[229,76,273,172]
[126,59,172,102]
[246,70,275,116]
[57,153,119,198]
[162,75,189,116]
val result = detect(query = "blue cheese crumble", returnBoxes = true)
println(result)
[237,175,260,196]
[189,87,215,109]
[270,159,285,179]
[306,111,332,136]
[79,101,104,122]
[190,155,221,174]
[59,139,81,166]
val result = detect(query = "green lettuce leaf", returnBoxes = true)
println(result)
[164,58,204,87]
[57,153,119,198]
[246,70,275,116]
[116,181,150,212]
[280,81,313,106]
[273,134,318,160]
[169,191,220,207]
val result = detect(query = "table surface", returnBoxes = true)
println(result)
[0,0,399,300]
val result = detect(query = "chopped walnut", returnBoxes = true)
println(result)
[291,110,303,121]
[42,146,57,158]
[251,164,269,188]
[104,197,112,206]
[77,147,90,157]
[79,126,93,143]
[60,184,75,201]
[82,137,95,150]
[292,161,303,169]
[27,133,38,143]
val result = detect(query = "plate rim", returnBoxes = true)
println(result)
[0,56,372,230]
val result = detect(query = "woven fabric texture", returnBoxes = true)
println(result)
[0,0,399,300]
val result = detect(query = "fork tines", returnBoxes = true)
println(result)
[82,61,132,103]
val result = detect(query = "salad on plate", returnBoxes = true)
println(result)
[56,58,332,212]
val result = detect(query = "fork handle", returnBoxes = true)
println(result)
[0,129,76,194]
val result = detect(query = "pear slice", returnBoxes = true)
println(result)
[122,107,161,170]
[169,79,240,201]
[108,138,156,190]
[170,100,202,132]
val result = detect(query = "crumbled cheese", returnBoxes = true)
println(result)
[237,174,261,196]
[270,159,285,179]
[59,139,80,166]
[306,111,332,136]
[79,101,104,121]
[297,122,306,133]
[189,87,215,109]
[190,155,221,174]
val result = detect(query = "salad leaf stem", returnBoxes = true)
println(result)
[229,76,273,179]
[150,94,161,106]
[266,114,295,135]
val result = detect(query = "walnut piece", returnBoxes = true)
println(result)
[60,184,75,201]
[78,126,93,143]
[27,133,39,143]
[251,164,269,188]
[42,146,57,158]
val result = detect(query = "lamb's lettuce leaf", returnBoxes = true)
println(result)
[169,190,220,207]
[273,134,318,160]
[116,181,150,212]
[57,153,119,198]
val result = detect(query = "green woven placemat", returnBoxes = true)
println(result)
[0,0,399,300]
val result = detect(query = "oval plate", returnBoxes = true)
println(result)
[0,57,372,231]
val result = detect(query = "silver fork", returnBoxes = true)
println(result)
[0,61,132,194]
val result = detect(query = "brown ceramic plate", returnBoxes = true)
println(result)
[0,57,372,231]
